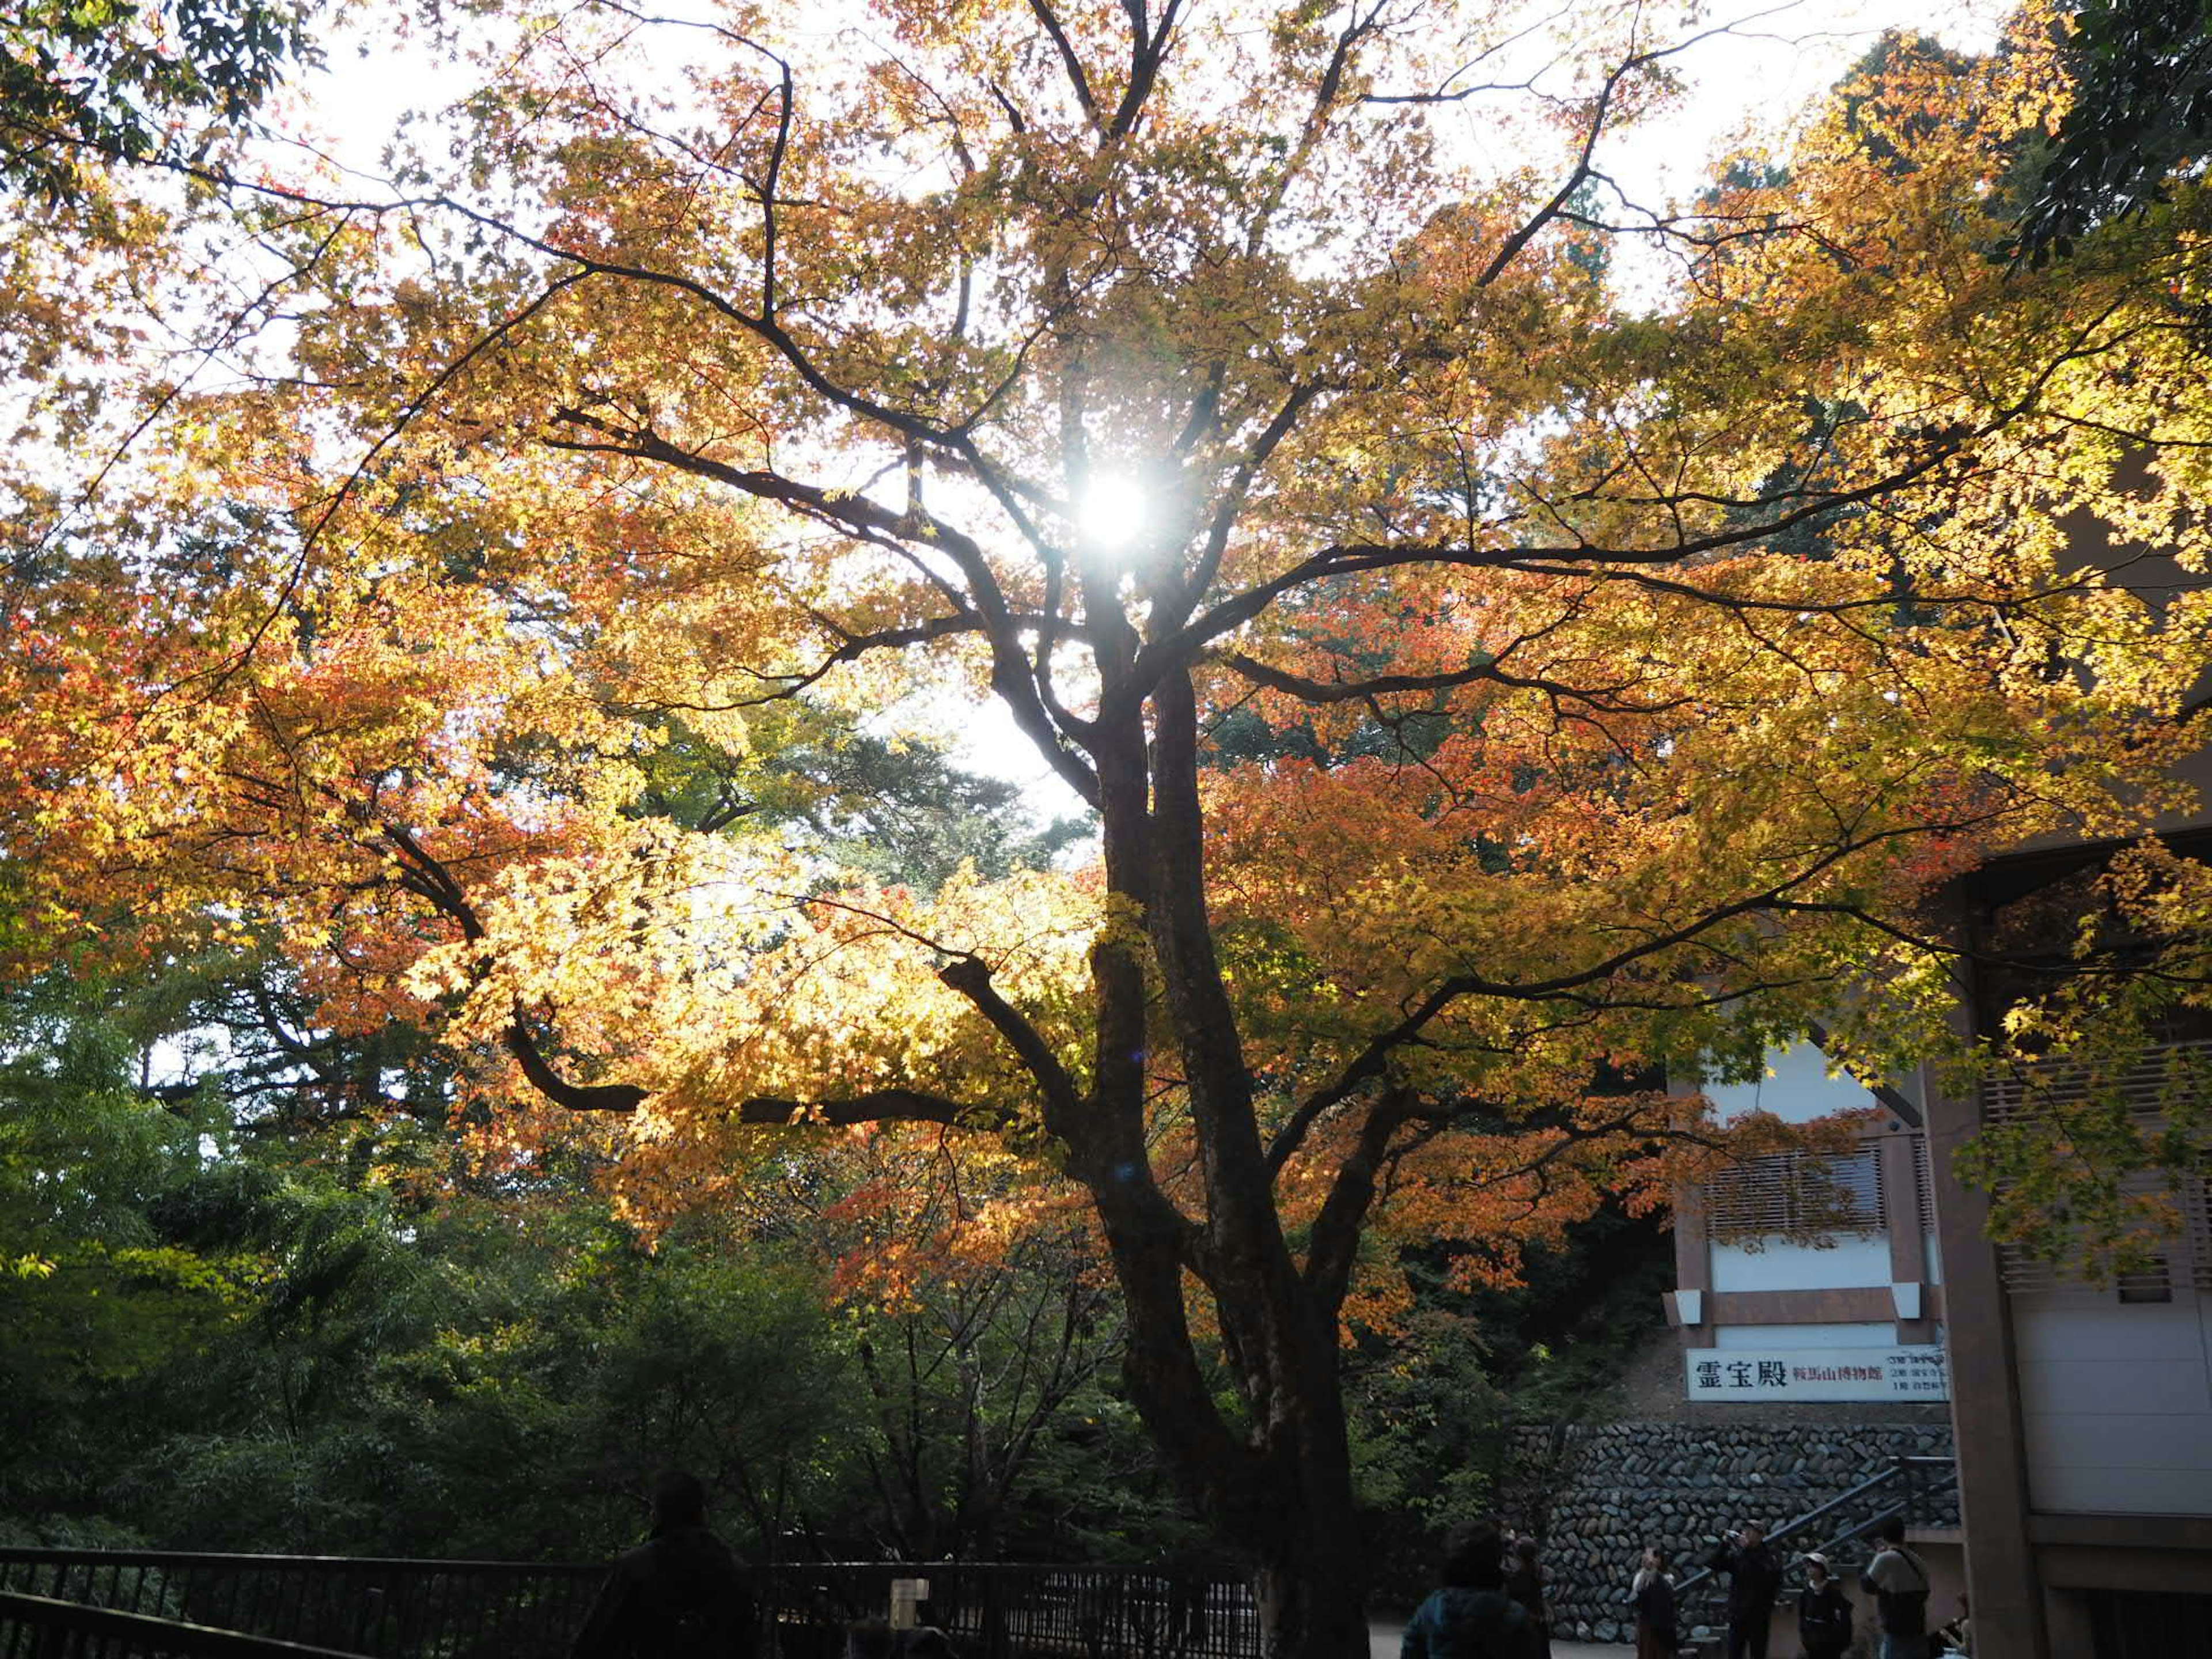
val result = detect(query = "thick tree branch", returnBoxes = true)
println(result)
[1219,648,1686,715]
[732,1089,1014,1129]
[545,409,1104,806]
[377,822,653,1113]
[1300,1087,1416,1318]
[1147,382,1325,650]
[1264,809,2012,1172]
[1025,0,1098,124]
[939,955,1082,1137]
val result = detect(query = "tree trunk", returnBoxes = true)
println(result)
[1249,1449,1371,1659]
[1058,670,1380,1659]
[1253,1562,1372,1659]
[1244,1287,1370,1659]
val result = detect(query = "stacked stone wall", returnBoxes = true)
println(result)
[1516,1419,1956,1645]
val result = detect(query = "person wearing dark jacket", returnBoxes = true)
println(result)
[1631,1548,1677,1659]
[1795,1554,1853,1659]
[1501,1536,1551,1658]
[1401,1518,1543,1659]
[1705,1521,1783,1659]
[571,1469,755,1659]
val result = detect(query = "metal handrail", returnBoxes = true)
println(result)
[0,1590,374,1659]
[1666,1454,1957,1604]
[0,1548,605,1659]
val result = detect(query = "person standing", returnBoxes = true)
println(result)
[1400,1518,1544,1659]
[571,1469,756,1659]
[1795,1554,1853,1659]
[1631,1547,1677,1659]
[1704,1521,1783,1659]
[1860,1516,1933,1659]
[1501,1536,1551,1658]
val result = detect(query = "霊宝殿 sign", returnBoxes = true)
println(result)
[1684,1344,1948,1402]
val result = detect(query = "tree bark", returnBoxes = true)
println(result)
[1056,659,1375,1659]
[1244,1313,1371,1659]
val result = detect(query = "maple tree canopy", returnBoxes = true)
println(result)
[6,0,2212,1650]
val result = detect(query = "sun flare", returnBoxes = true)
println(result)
[1077,473,1147,553]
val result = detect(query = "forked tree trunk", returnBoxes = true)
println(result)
[1062,674,1384,1659]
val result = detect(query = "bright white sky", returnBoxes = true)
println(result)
[276,0,2010,810]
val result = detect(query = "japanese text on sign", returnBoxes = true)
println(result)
[1684,1344,1948,1403]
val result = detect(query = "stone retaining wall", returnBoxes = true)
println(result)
[1514,1419,1956,1645]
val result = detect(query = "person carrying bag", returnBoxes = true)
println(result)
[1859,1517,1932,1659]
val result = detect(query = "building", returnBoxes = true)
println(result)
[1667,843,2212,1656]
[1666,1043,1945,1411]
[1923,837,2212,1658]
[1665,1043,1967,1644]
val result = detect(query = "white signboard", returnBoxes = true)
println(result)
[889,1578,931,1630]
[1685,1344,1948,1403]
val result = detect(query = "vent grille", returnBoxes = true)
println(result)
[1993,1166,2211,1295]
[1997,1243,2067,1294]
[1704,1147,1885,1241]
[2117,1256,2174,1304]
[1981,1040,2212,1296]
[1912,1133,1937,1227]
[1981,1037,2212,1126]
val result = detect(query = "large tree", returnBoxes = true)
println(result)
[8,2,2212,1651]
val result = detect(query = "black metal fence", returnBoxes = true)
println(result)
[759,1563,1257,1659]
[0,1554,604,1659]
[0,1590,380,1659]
[0,1553,1259,1659]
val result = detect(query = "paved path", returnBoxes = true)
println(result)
[1370,1621,1633,1659]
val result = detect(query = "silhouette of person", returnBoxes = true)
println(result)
[1400,1518,1544,1659]
[572,1469,756,1659]
[1502,1535,1551,1657]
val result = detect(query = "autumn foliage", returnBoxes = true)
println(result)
[6,0,2212,1649]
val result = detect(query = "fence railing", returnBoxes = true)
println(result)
[0,1554,1259,1659]
[0,1590,377,1659]
[0,1554,607,1659]
[760,1564,1255,1659]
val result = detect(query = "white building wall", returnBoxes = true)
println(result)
[1712,1321,1897,1349]
[1711,1234,1893,1292]
[1703,1043,1882,1124]
[2013,1289,2212,1516]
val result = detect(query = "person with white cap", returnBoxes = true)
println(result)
[1795,1552,1853,1659]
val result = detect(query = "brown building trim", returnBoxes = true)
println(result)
[1924,1044,2049,1659]
[1671,1077,1711,1346]
[2034,1544,2212,1595]
[2027,1513,2212,1552]
[1880,1134,1938,1342]
[1705,1286,1946,1325]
